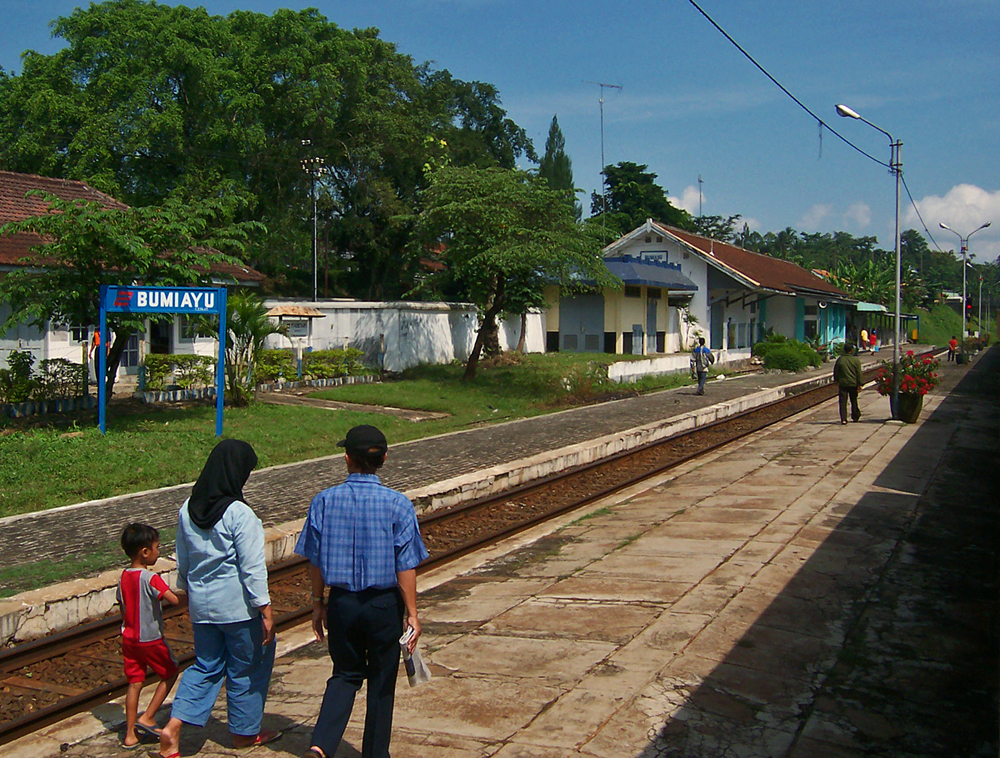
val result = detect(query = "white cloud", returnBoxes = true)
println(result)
[843,202,872,229]
[669,185,701,215]
[908,184,1000,262]
[798,204,833,230]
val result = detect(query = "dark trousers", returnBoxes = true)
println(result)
[312,587,404,758]
[839,385,860,423]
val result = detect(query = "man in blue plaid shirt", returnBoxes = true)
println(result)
[295,425,429,758]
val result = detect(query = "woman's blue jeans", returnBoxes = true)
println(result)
[170,617,275,736]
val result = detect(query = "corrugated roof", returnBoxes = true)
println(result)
[0,170,265,283]
[604,256,698,291]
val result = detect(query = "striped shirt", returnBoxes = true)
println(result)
[295,473,429,592]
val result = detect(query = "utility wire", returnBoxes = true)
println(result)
[687,0,888,169]
[690,0,946,254]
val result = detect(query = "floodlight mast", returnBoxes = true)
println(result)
[584,80,622,242]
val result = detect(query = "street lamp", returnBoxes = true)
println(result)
[836,104,903,419]
[301,140,325,302]
[939,221,990,343]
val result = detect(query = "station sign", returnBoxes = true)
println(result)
[102,286,222,315]
[98,285,228,437]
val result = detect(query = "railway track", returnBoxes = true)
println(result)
[0,361,908,746]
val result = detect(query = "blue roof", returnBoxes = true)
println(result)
[604,255,698,291]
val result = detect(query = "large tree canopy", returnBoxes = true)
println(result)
[0,0,534,300]
[589,161,694,239]
[414,166,618,379]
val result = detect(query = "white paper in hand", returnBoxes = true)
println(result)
[399,627,432,687]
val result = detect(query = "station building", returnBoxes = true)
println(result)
[547,219,857,360]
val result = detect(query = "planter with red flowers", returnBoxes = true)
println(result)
[873,351,940,423]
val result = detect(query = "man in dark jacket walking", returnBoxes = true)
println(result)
[833,342,864,424]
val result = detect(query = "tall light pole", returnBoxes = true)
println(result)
[584,80,622,242]
[836,104,903,419]
[939,221,990,342]
[301,140,325,303]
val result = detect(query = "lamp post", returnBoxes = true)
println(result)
[836,104,903,419]
[301,140,325,303]
[939,221,990,343]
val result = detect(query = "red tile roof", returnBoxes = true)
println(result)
[0,170,264,283]
[657,223,852,300]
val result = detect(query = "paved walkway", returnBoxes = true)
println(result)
[8,348,996,758]
[0,361,866,576]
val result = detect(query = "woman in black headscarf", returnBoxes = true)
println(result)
[154,439,281,757]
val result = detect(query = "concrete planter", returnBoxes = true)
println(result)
[1,395,97,419]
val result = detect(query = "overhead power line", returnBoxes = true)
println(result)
[688,0,940,250]
[687,0,887,168]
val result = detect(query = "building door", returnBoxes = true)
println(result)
[710,301,724,350]
[149,319,171,354]
[646,298,658,353]
[559,294,605,352]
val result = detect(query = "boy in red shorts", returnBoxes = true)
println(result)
[118,523,180,747]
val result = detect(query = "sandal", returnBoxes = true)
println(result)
[234,729,282,749]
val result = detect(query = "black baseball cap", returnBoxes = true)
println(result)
[337,425,388,454]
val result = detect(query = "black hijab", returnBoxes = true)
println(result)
[188,439,258,530]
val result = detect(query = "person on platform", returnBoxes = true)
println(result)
[948,335,959,362]
[870,330,878,353]
[690,337,716,396]
[118,523,179,748]
[296,425,429,758]
[154,440,280,758]
[860,328,869,352]
[833,342,864,425]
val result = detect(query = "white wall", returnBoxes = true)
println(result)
[264,299,545,372]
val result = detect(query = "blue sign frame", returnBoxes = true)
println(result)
[98,285,228,436]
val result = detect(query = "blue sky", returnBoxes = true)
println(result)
[3,0,998,262]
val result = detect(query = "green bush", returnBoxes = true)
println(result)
[752,334,821,371]
[144,354,215,391]
[303,348,368,379]
[256,350,298,383]
[35,359,86,399]
[0,350,37,403]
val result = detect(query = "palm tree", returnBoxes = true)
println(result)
[208,291,287,406]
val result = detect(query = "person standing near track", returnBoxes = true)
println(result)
[118,523,179,748]
[690,337,715,396]
[154,439,280,758]
[295,424,429,758]
[833,342,864,424]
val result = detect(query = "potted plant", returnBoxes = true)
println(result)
[873,351,940,423]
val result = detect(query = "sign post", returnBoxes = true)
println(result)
[98,285,228,436]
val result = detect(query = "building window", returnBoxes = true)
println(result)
[180,316,207,342]
[71,325,90,343]
[647,288,661,299]
[804,305,819,316]
[624,286,641,298]
[121,334,140,368]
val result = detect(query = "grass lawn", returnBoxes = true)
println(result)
[0,353,698,520]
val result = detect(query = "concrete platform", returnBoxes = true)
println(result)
[0,359,883,645]
[3,348,995,758]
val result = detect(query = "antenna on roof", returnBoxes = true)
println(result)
[583,80,623,244]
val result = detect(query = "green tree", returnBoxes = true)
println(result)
[588,161,693,239]
[538,115,581,221]
[693,214,742,243]
[414,166,618,380]
[213,291,288,406]
[0,192,255,396]
[0,1,534,301]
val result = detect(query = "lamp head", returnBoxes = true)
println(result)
[939,222,952,231]
[836,104,861,119]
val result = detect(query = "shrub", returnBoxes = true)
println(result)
[256,349,297,383]
[303,348,368,379]
[0,350,37,403]
[144,354,215,391]
[561,361,611,398]
[752,333,821,371]
[35,358,86,399]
